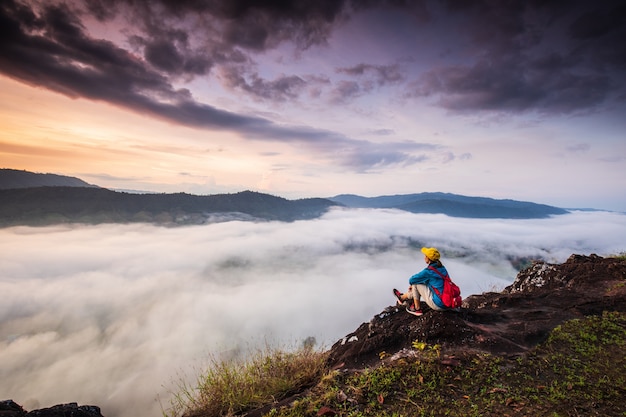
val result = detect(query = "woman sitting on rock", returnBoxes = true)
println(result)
[393,247,450,316]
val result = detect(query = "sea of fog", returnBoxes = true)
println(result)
[1,208,625,417]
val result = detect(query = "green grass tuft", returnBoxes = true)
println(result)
[164,343,328,417]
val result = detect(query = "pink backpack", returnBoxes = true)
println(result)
[427,266,462,309]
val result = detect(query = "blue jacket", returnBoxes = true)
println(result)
[409,263,447,309]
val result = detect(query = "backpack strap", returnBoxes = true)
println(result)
[427,265,448,298]
[427,265,449,279]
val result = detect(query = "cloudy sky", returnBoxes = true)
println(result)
[1,0,625,210]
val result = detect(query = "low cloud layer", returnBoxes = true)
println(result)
[1,209,625,417]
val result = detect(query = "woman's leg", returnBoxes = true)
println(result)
[412,284,444,311]
[410,285,421,306]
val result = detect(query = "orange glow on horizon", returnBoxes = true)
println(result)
[0,76,276,192]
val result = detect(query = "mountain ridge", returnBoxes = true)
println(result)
[0,168,98,189]
[328,192,568,219]
[0,169,570,225]
[0,186,335,226]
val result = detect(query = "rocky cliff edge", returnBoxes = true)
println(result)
[326,254,626,370]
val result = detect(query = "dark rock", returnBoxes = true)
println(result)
[0,400,26,417]
[326,254,626,369]
[0,402,104,417]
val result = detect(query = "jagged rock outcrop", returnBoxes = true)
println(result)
[0,401,104,417]
[326,254,626,369]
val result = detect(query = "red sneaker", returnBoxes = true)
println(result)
[393,288,403,303]
[406,304,423,316]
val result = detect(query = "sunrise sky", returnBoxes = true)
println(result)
[1,0,625,211]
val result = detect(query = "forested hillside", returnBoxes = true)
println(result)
[330,192,568,219]
[0,187,336,226]
[0,168,97,189]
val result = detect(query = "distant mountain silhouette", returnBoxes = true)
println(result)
[329,193,568,219]
[0,187,336,226]
[0,169,337,225]
[0,168,98,189]
[0,170,570,226]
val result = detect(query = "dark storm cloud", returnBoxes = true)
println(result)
[2,0,624,157]
[410,55,612,114]
[86,0,348,53]
[219,66,307,101]
[337,63,404,86]
[0,0,432,170]
[409,0,626,115]
[568,5,625,41]
[0,1,234,122]
[330,80,363,103]
[138,36,212,77]
[331,63,405,103]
